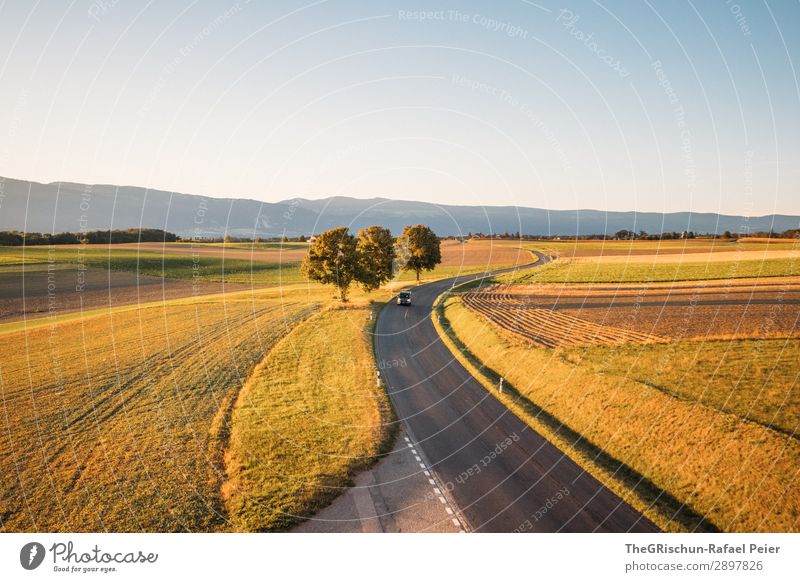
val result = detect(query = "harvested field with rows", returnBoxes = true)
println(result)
[462,285,667,348]
[0,291,319,531]
[466,278,800,342]
[0,264,244,324]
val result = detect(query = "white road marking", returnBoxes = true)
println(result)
[405,433,466,533]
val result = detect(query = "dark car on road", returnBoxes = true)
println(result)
[397,291,412,306]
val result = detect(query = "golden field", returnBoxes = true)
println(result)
[0,288,326,531]
[224,305,392,531]
[440,240,800,532]
[439,295,799,531]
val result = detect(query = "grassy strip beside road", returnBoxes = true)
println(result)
[501,256,800,284]
[437,294,800,532]
[224,304,393,531]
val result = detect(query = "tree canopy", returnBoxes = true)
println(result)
[356,226,396,292]
[397,224,442,281]
[300,227,359,301]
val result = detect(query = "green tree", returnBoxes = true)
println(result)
[300,227,359,301]
[397,224,442,282]
[356,226,395,292]
[615,229,633,240]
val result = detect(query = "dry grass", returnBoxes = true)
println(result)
[0,289,321,531]
[583,249,800,264]
[528,239,800,258]
[223,305,392,531]
[438,239,533,267]
[393,239,535,282]
[568,340,800,436]
[502,255,800,284]
[439,294,800,532]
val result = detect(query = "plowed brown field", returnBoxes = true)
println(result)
[462,285,667,347]
[468,278,800,341]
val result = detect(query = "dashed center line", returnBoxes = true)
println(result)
[403,434,466,533]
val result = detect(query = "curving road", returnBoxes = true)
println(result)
[374,253,658,532]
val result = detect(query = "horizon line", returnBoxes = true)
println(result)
[2,173,796,219]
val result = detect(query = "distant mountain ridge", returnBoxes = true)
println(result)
[0,176,797,237]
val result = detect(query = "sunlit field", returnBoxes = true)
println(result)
[438,239,800,532]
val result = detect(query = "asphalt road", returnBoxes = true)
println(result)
[374,254,659,532]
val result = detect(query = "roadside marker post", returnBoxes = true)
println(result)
[499,377,504,393]
[376,370,381,388]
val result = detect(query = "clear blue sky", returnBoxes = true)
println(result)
[0,0,797,214]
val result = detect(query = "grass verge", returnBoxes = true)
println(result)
[500,257,800,284]
[223,303,394,531]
